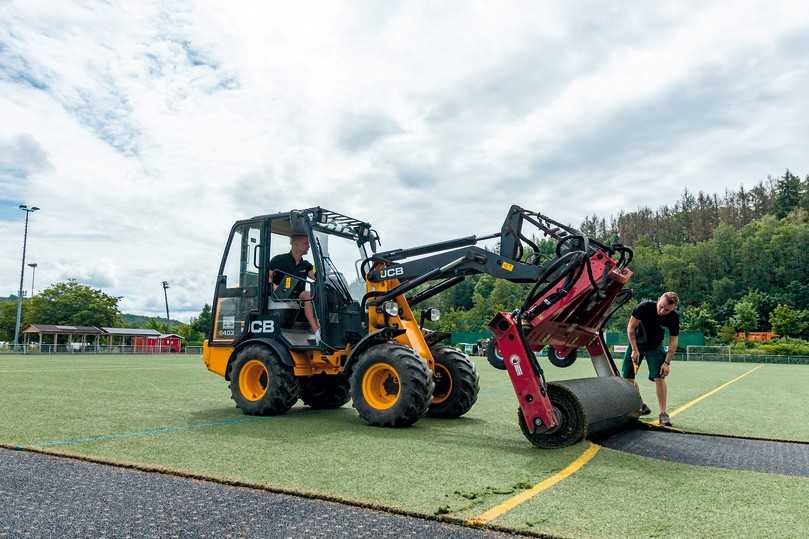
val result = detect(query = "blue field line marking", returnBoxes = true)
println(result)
[37,417,264,448]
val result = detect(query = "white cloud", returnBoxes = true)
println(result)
[1,0,808,320]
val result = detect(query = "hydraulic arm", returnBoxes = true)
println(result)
[364,205,641,447]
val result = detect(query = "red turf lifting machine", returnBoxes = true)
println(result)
[365,205,641,447]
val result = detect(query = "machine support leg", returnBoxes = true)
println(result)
[490,312,558,434]
[587,335,620,377]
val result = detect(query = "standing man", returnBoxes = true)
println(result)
[622,292,680,426]
[268,233,320,344]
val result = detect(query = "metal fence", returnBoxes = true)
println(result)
[677,352,809,365]
[0,344,203,355]
[1,344,806,364]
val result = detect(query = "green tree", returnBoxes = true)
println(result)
[175,322,204,346]
[191,304,212,335]
[145,318,170,334]
[801,174,809,212]
[0,301,23,341]
[682,304,718,336]
[773,169,802,218]
[769,304,808,337]
[711,277,737,307]
[473,275,496,299]
[731,301,758,337]
[738,290,779,330]
[718,323,737,344]
[27,280,121,327]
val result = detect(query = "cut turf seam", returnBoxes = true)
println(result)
[597,433,809,480]
[638,421,809,445]
[0,443,567,539]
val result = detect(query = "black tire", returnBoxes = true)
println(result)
[518,383,586,449]
[486,341,506,370]
[229,344,300,416]
[350,343,434,427]
[300,374,351,409]
[548,347,578,368]
[427,346,480,418]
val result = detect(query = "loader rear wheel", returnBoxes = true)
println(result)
[300,374,351,409]
[486,341,506,370]
[427,346,480,418]
[229,345,300,416]
[351,343,434,427]
[548,347,578,368]
[517,383,586,449]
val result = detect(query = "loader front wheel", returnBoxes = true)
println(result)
[229,345,300,416]
[351,343,434,427]
[301,374,351,409]
[427,346,480,418]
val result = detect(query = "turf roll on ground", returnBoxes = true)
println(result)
[521,376,642,448]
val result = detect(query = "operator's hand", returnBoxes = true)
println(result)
[631,350,640,365]
[660,363,671,378]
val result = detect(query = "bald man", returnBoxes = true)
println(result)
[623,292,680,426]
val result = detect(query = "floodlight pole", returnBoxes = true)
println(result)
[28,263,37,298]
[14,205,39,345]
[162,281,170,323]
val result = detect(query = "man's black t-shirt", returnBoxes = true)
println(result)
[632,300,679,351]
[269,252,313,295]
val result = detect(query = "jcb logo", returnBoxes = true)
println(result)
[250,320,275,334]
[380,266,404,279]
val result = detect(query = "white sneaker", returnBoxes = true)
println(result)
[314,329,321,344]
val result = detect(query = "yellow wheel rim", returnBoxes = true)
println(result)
[362,363,400,410]
[432,363,453,404]
[239,359,269,401]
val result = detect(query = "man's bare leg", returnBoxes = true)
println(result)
[654,378,667,414]
[299,291,320,333]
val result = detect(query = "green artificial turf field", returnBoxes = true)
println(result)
[2,353,807,538]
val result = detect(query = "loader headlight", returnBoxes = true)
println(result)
[428,308,441,321]
[383,301,400,317]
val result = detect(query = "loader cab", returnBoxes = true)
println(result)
[208,208,375,354]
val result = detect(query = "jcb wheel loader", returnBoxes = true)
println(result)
[202,205,640,447]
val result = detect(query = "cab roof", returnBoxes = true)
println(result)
[245,207,373,240]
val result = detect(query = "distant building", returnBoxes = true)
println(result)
[22,324,104,348]
[20,324,181,352]
[132,333,183,353]
[736,331,778,342]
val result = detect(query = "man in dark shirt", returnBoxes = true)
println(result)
[268,234,320,342]
[623,292,680,426]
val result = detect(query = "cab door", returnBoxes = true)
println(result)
[210,221,264,345]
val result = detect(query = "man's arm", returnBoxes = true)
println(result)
[627,316,641,363]
[665,335,679,364]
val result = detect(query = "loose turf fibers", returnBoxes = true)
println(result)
[2,353,808,538]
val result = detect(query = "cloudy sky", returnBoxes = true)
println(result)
[1,1,808,321]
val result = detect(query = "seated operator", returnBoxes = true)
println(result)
[268,233,320,343]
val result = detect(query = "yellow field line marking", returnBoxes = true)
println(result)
[466,442,600,526]
[669,364,763,418]
[467,365,764,525]
[640,364,764,426]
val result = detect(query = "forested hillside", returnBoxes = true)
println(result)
[428,170,809,350]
